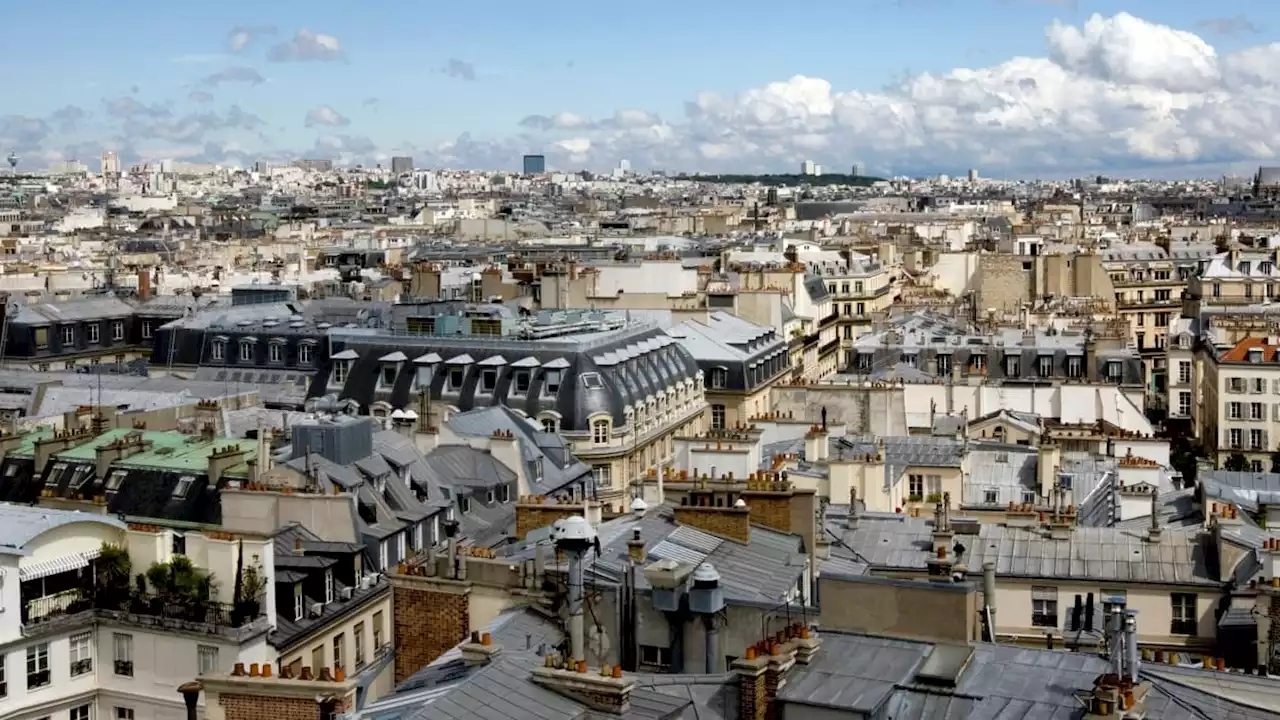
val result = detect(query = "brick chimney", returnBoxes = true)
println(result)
[674,497,751,543]
[208,443,248,486]
[389,523,471,683]
[515,495,588,540]
[137,268,151,298]
[181,660,357,720]
[459,631,502,666]
[732,649,769,720]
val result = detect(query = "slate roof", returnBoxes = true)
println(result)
[0,503,126,556]
[838,514,1219,586]
[444,405,594,497]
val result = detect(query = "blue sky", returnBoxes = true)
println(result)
[2,1,1279,176]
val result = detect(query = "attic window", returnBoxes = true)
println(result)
[480,369,497,392]
[459,495,471,514]
[172,475,196,498]
[105,469,127,490]
[708,368,728,389]
[45,462,67,487]
[381,364,397,385]
[581,372,603,389]
[514,370,530,394]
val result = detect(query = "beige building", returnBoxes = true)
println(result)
[1199,336,1280,469]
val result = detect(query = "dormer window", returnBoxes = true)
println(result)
[593,418,611,444]
[459,495,471,514]
[293,583,304,621]
[1005,355,1019,376]
[449,367,465,390]
[268,340,285,364]
[480,369,497,392]
[1249,348,1264,364]
[239,339,255,362]
[1106,361,1122,382]
[335,360,350,384]
[1240,261,1252,275]
[87,323,100,344]
[211,339,226,361]
[172,475,195,498]
[1037,355,1053,377]
[514,370,531,394]
[382,364,398,385]
[324,569,334,604]
[112,321,125,341]
[544,369,563,394]
[299,342,314,365]
[708,368,728,388]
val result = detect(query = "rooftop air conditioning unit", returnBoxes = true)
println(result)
[308,602,324,618]
[339,587,354,601]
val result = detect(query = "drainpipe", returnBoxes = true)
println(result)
[1109,611,1125,679]
[982,562,997,643]
[704,614,719,675]
[1124,609,1140,684]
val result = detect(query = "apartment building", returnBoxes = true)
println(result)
[1184,248,1280,318]
[319,305,707,502]
[666,312,789,431]
[0,505,275,720]
[1199,337,1280,469]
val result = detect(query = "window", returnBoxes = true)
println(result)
[116,709,134,720]
[105,469,127,490]
[544,369,562,393]
[1253,402,1266,420]
[211,339,225,361]
[1031,586,1058,628]
[381,364,397,386]
[593,419,610,444]
[592,464,611,489]
[299,343,313,364]
[1255,377,1269,393]
[312,646,325,673]
[1178,391,1191,417]
[294,583,304,621]
[1106,361,1122,382]
[711,404,726,430]
[541,417,557,432]
[1067,356,1082,378]
[355,623,366,669]
[1228,377,1245,393]
[1004,355,1019,376]
[708,368,727,388]
[1022,489,1036,504]
[172,476,195,498]
[197,645,219,675]
[1171,593,1198,635]
[983,488,998,505]
[1229,402,1242,420]
[480,369,497,392]
[498,484,511,502]
[1101,590,1127,628]
[514,370,530,394]
[69,632,93,676]
[269,343,284,363]
[141,321,153,339]
[87,324,100,343]
[1037,355,1052,377]
[854,281,864,294]
[70,705,91,720]
[448,367,465,389]
[1251,428,1265,450]
[27,642,50,688]
[1230,428,1243,447]
[333,633,344,673]
[113,633,133,676]
[239,341,253,362]
[1178,361,1191,384]
[62,325,75,345]
[324,569,334,604]
[334,360,349,384]
[908,474,923,500]
[111,321,124,341]
[971,354,985,372]
[639,645,672,669]
[373,611,385,649]
[0,654,5,697]
[458,495,471,513]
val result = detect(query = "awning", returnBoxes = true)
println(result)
[20,548,102,582]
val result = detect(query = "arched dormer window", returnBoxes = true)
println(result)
[592,418,611,445]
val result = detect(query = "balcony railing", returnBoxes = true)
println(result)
[23,588,257,631]
[114,660,134,676]
[1170,618,1198,636]
[71,658,93,676]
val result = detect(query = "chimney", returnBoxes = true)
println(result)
[763,635,799,720]
[673,500,751,543]
[207,443,248,486]
[515,496,586,540]
[732,650,769,720]
[688,563,725,674]
[626,528,645,564]
[845,486,860,541]
[178,663,358,720]
[931,494,954,555]
[554,516,597,667]
[1037,443,1060,498]
[137,268,151,298]
[1145,488,1162,544]
[803,426,823,463]
[459,631,503,666]
[388,534,472,683]
[531,661,637,715]
[926,545,955,582]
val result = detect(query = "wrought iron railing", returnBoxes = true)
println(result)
[22,588,255,630]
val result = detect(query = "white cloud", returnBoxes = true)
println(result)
[488,13,1280,176]
[267,29,343,62]
[304,106,350,128]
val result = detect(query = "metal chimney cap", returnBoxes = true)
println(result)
[733,498,747,508]
[693,563,720,584]
[630,497,649,516]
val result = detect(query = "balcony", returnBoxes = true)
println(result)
[1116,296,1180,309]
[114,660,134,676]
[22,586,261,636]
[71,658,93,676]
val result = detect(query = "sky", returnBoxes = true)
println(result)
[3,0,1280,178]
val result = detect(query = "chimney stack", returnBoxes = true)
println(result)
[552,516,597,666]
[1145,488,1162,544]
[138,268,152,298]
[982,562,997,642]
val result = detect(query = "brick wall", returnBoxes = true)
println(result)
[741,492,792,533]
[674,505,751,543]
[515,503,581,540]
[220,693,343,720]
[392,577,471,683]
[732,658,767,720]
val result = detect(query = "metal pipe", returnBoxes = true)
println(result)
[1124,609,1140,684]
[1109,611,1124,678]
[705,614,719,674]
[567,548,585,663]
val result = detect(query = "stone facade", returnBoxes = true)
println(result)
[674,505,752,543]
[391,574,472,683]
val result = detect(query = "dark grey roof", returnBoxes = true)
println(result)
[444,405,594,496]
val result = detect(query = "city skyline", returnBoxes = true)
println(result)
[1,0,1278,178]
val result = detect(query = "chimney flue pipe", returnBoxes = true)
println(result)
[1124,609,1140,684]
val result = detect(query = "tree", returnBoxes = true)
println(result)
[1224,453,1250,472]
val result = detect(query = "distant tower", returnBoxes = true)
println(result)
[6,152,17,173]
